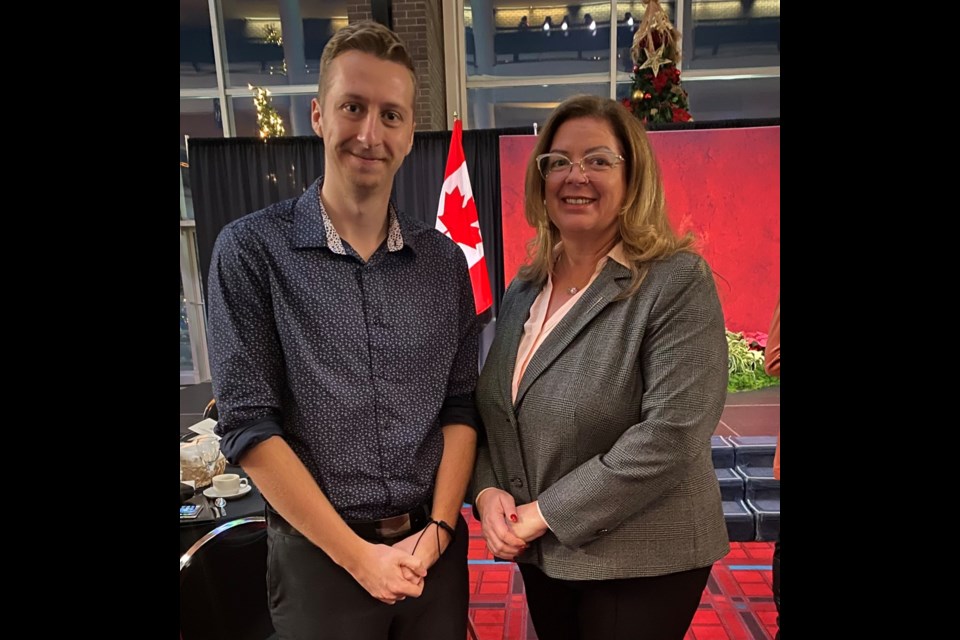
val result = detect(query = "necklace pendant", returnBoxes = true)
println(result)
[567,286,578,295]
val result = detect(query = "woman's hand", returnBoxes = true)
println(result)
[513,502,549,542]
[476,488,528,560]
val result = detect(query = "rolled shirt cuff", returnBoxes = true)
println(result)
[439,393,480,431]
[216,417,284,464]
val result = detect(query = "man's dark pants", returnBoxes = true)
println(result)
[267,516,469,639]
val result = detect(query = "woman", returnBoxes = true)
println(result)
[765,297,780,640]
[473,95,729,640]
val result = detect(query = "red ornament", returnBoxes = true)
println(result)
[670,106,692,122]
[652,71,669,92]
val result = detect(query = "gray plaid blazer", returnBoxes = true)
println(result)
[474,252,730,580]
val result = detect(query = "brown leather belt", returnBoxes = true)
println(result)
[267,503,430,544]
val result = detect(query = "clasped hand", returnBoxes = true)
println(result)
[349,542,427,605]
[476,488,548,560]
[350,523,453,605]
[393,522,452,575]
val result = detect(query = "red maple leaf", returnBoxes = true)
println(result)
[439,186,483,249]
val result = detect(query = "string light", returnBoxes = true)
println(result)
[249,84,286,139]
[265,25,285,76]
[264,24,283,46]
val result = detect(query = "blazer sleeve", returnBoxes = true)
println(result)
[765,297,780,479]
[469,440,498,513]
[537,257,729,549]
[470,278,524,510]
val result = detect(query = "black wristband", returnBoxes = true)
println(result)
[429,518,456,541]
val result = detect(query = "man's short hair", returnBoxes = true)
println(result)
[318,20,417,103]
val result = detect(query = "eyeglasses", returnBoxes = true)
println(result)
[536,151,625,180]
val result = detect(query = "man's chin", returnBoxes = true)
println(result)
[347,173,386,190]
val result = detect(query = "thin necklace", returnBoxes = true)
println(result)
[555,253,584,295]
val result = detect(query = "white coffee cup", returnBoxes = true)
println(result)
[212,473,249,496]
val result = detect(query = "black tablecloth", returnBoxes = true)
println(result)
[179,464,265,556]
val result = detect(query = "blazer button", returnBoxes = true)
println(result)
[596,528,609,535]
[511,477,524,488]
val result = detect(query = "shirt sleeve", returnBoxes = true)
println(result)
[207,223,285,463]
[438,248,481,431]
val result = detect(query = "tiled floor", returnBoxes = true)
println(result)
[180,385,780,639]
[463,508,778,640]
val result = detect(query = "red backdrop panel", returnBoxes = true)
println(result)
[498,127,780,332]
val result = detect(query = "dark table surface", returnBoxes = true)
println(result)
[179,464,265,556]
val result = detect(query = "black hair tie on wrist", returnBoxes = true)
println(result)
[429,518,456,541]
[411,518,457,556]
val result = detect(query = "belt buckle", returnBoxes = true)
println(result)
[375,513,412,540]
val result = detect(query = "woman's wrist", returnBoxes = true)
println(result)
[474,487,496,508]
[533,500,552,532]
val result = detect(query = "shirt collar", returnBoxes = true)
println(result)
[607,241,628,268]
[292,176,406,253]
[553,240,629,271]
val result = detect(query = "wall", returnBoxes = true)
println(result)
[498,126,780,332]
[393,0,447,130]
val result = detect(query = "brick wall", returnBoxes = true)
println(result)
[346,2,372,23]
[392,0,447,131]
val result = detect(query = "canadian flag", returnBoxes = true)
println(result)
[436,119,493,315]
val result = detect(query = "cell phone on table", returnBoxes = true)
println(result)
[180,504,203,519]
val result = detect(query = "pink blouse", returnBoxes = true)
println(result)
[512,242,628,403]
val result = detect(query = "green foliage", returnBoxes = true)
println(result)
[726,330,780,393]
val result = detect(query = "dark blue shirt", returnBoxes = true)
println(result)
[208,177,480,520]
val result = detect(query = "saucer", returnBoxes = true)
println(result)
[203,484,252,500]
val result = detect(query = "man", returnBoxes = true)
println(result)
[207,21,479,639]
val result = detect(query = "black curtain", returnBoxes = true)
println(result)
[189,127,530,318]
[188,118,778,319]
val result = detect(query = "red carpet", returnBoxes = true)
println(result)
[464,508,778,640]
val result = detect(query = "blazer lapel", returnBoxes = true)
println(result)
[515,261,631,407]
[498,282,540,411]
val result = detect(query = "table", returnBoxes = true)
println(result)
[179,464,265,556]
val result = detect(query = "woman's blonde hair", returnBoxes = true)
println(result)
[519,95,695,298]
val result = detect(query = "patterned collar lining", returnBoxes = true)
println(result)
[317,188,404,255]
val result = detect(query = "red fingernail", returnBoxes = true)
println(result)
[510,514,518,523]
